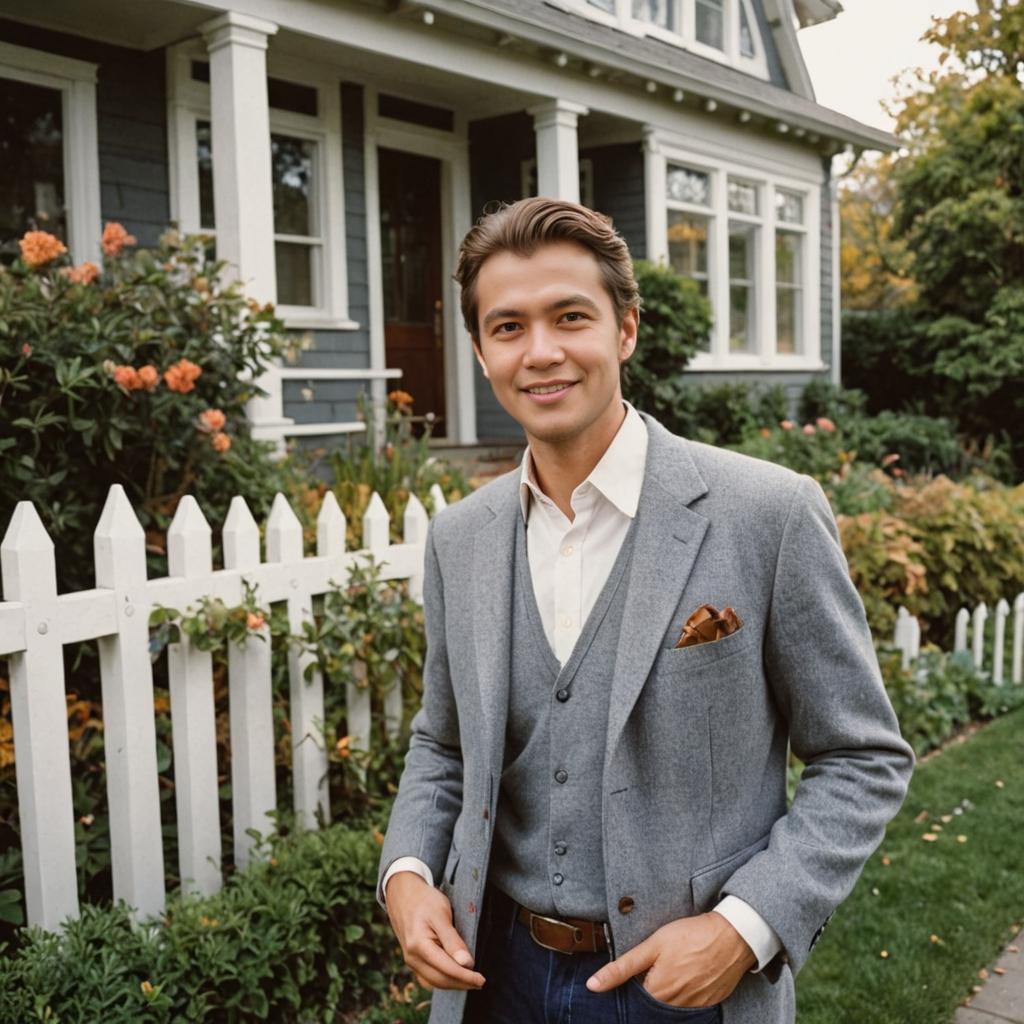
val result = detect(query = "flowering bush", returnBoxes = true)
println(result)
[0,226,292,593]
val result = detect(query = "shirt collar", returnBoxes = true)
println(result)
[518,401,648,522]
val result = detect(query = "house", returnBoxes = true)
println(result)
[0,0,894,445]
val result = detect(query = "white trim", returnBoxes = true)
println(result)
[0,42,102,264]
[365,94,477,444]
[165,41,351,331]
[278,367,402,380]
[830,173,840,385]
[284,422,367,437]
[647,129,821,371]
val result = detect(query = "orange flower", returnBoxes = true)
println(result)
[20,344,31,358]
[101,221,137,258]
[336,735,352,759]
[137,365,159,391]
[60,261,100,285]
[780,419,794,431]
[140,981,154,997]
[802,423,816,435]
[388,389,414,410]
[815,416,837,433]
[20,230,67,268]
[113,365,142,391]
[211,431,231,453]
[198,408,226,432]
[164,358,202,394]
[246,611,265,630]
[759,428,771,438]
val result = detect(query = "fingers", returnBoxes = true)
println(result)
[407,930,485,990]
[435,916,476,970]
[586,937,654,993]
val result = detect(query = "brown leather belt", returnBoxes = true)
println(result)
[515,904,609,955]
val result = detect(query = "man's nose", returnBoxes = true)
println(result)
[522,325,565,367]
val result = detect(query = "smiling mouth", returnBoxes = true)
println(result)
[522,382,577,395]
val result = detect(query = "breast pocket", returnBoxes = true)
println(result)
[655,626,759,679]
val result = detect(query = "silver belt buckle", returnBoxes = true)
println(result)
[528,912,585,953]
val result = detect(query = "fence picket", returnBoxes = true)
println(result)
[429,483,447,515]
[223,497,276,869]
[166,496,222,895]
[971,602,988,671]
[363,491,390,552]
[893,607,920,669]
[1013,593,1024,685]
[0,504,78,931]
[94,485,166,921]
[993,598,1010,685]
[317,491,347,558]
[267,493,328,830]
[954,608,970,653]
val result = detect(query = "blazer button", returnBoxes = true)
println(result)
[556,688,570,703]
[554,768,568,784]
[618,896,635,914]
[483,808,489,820]
[468,901,476,914]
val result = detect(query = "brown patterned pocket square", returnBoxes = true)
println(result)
[674,603,743,649]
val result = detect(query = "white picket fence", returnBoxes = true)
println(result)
[893,596,1024,683]
[0,482,448,933]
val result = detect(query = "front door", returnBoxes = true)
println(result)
[379,147,446,434]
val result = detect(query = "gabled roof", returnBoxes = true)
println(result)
[411,0,894,151]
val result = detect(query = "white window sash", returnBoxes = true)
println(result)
[0,42,102,264]
[165,42,354,330]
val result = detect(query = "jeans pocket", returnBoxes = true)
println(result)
[626,978,722,1022]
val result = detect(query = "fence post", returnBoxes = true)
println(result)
[1,503,79,930]
[893,607,920,670]
[971,602,988,671]
[1013,593,1024,686]
[166,496,222,895]
[429,483,447,516]
[993,598,1009,685]
[267,492,328,830]
[94,484,165,921]
[954,608,970,654]
[223,496,277,869]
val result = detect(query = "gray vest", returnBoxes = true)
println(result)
[488,509,638,920]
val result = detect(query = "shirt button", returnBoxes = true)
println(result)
[562,545,573,556]
[554,768,568,784]
[562,616,572,629]
[618,896,635,915]
[554,842,567,855]
[553,873,564,886]
[556,688,570,703]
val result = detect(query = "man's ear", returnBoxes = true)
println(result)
[618,307,639,364]
[472,339,490,379]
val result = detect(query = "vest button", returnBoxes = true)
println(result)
[618,896,635,915]
[554,842,567,855]
[553,873,564,885]
[556,688,570,703]
[554,768,568,784]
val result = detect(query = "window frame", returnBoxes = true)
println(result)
[166,42,353,330]
[0,41,102,263]
[648,135,822,371]
[564,0,769,79]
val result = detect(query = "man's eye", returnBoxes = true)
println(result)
[496,322,520,334]
[561,312,588,323]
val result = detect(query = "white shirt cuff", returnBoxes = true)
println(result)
[380,856,435,906]
[712,895,782,972]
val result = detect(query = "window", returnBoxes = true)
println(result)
[166,44,350,329]
[739,0,757,58]
[588,0,617,11]
[633,0,675,31]
[0,43,101,263]
[649,139,820,369]
[775,189,806,354]
[695,0,724,50]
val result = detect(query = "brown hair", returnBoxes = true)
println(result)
[454,197,640,339]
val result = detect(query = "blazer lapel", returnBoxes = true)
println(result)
[470,471,520,778]
[604,415,710,765]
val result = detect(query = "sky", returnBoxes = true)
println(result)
[799,0,970,132]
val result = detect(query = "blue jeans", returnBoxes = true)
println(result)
[462,886,722,1024]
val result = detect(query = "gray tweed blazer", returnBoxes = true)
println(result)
[378,411,914,1024]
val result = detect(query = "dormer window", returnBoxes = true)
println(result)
[695,0,724,50]
[633,0,675,31]
[739,0,757,57]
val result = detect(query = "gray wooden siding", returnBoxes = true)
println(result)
[0,18,170,246]
[818,160,834,376]
[584,142,646,259]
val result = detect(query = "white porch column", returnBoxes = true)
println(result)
[528,99,589,202]
[200,12,291,445]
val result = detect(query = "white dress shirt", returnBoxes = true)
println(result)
[383,403,781,972]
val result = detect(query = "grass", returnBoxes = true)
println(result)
[795,706,1024,1023]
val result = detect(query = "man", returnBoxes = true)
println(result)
[377,197,913,1023]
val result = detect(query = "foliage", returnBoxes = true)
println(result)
[838,154,917,310]
[621,260,712,426]
[0,227,294,594]
[0,819,406,1023]
[325,392,469,548]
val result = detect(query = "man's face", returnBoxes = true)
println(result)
[472,240,638,449]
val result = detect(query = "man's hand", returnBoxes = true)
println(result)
[384,871,485,992]
[585,912,756,1008]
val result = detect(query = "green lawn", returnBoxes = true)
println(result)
[795,706,1024,1023]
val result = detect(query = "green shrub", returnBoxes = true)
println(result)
[622,260,711,426]
[0,819,403,1023]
